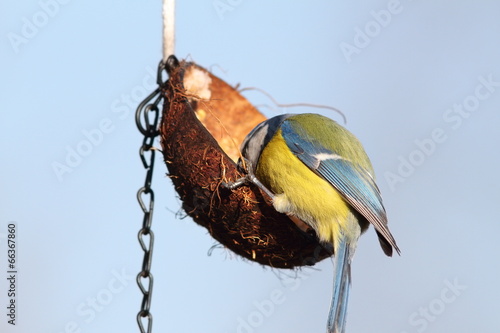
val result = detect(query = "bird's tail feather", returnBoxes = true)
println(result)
[326,236,351,333]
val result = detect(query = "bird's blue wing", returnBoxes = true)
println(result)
[281,120,398,255]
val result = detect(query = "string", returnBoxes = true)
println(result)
[162,0,175,63]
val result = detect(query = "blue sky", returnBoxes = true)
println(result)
[2,1,500,332]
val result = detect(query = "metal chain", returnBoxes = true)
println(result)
[135,60,169,333]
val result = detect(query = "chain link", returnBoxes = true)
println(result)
[135,59,170,333]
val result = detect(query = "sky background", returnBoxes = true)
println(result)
[2,1,500,332]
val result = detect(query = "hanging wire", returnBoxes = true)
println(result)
[136,0,175,331]
[135,68,162,333]
[238,87,347,124]
[162,0,175,64]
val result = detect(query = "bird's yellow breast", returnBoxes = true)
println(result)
[255,129,359,246]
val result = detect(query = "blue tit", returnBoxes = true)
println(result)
[231,113,400,333]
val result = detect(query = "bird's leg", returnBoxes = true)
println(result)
[223,158,276,200]
[225,158,324,244]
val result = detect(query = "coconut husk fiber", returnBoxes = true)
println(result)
[159,56,331,268]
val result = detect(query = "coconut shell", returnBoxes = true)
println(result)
[159,57,331,268]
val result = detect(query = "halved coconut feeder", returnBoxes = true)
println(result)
[159,56,331,268]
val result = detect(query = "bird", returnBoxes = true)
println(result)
[227,113,400,333]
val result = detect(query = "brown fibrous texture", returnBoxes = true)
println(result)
[159,60,331,269]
